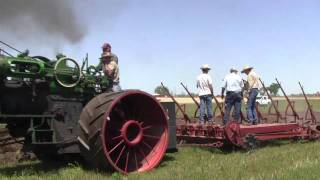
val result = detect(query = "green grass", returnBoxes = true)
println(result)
[2,141,320,180]
[1,100,320,179]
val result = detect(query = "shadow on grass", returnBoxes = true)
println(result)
[0,154,112,177]
[0,158,72,177]
[189,139,314,155]
[157,154,176,168]
[0,153,176,177]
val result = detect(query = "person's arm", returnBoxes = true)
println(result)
[239,77,244,97]
[221,87,225,99]
[112,54,119,64]
[221,78,227,99]
[209,83,214,96]
[196,78,200,88]
[208,76,214,96]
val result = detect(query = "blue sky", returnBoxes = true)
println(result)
[2,0,320,94]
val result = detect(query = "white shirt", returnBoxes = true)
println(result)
[222,72,244,92]
[197,73,213,96]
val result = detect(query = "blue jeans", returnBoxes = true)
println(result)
[247,88,259,123]
[199,95,213,123]
[224,92,242,124]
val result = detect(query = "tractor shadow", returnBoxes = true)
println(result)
[0,152,176,177]
[157,154,176,168]
[0,154,88,177]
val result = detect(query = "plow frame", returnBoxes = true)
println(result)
[276,78,303,122]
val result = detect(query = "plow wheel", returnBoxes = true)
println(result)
[78,90,168,174]
[224,121,244,147]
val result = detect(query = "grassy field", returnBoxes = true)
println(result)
[1,141,320,180]
[1,99,320,179]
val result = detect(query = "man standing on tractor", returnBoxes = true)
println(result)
[221,68,244,125]
[100,51,121,92]
[196,64,214,125]
[101,43,118,64]
[97,43,119,71]
[241,65,261,125]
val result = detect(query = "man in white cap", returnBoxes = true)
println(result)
[196,64,214,124]
[221,68,244,125]
[241,65,261,125]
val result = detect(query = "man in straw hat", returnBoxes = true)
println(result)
[100,51,121,92]
[241,65,261,125]
[221,68,244,124]
[196,64,214,125]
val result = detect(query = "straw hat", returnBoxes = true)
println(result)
[200,64,211,70]
[241,65,253,73]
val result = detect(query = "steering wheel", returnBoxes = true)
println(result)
[54,57,81,88]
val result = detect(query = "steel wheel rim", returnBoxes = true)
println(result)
[100,90,168,174]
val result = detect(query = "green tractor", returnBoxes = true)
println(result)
[0,44,168,174]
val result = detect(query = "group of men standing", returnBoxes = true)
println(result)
[196,64,261,125]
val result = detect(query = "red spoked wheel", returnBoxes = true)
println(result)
[78,90,168,174]
[224,121,244,147]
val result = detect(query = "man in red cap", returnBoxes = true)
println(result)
[100,51,121,92]
[101,43,118,64]
[97,43,119,71]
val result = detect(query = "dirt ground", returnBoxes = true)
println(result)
[0,128,35,165]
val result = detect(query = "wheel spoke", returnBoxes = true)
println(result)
[115,145,126,165]
[144,134,160,140]
[112,135,123,141]
[142,125,152,130]
[142,140,154,152]
[134,148,139,170]
[125,151,130,173]
[109,140,124,154]
[138,147,149,165]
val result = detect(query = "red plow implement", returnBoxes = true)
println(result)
[162,80,320,150]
